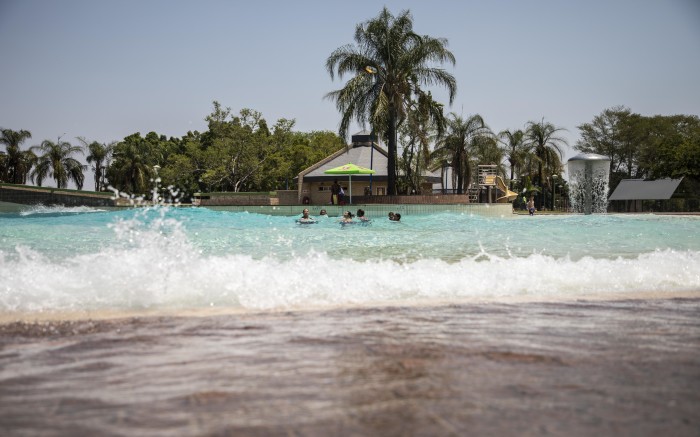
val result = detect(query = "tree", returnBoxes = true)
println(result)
[575,106,637,180]
[326,7,457,195]
[30,138,86,189]
[524,119,567,208]
[0,128,34,184]
[497,129,528,189]
[77,137,114,191]
[198,103,278,193]
[638,114,700,180]
[431,114,491,194]
[576,108,700,193]
[108,133,158,195]
[397,92,446,194]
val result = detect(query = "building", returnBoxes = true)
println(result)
[296,131,440,205]
[608,177,699,212]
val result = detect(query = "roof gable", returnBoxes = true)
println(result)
[302,144,388,178]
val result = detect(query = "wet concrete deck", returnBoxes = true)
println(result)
[1,299,699,436]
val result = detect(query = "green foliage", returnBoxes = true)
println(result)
[524,119,567,208]
[431,114,493,194]
[397,93,446,194]
[30,138,86,189]
[0,128,34,184]
[77,137,114,191]
[5,97,697,204]
[497,129,527,189]
[107,133,159,195]
[576,108,700,191]
[99,102,346,199]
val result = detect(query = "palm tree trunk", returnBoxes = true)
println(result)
[456,156,463,195]
[387,104,397,196]
[509,158,515,190]
[95,167,101,191]
[538,162,544,210]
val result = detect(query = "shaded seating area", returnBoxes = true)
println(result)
[608,177,699,212]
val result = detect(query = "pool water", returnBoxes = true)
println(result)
[1,206,699,313]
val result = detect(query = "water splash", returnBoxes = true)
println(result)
[107,176,188,207]
[568,154,611,214]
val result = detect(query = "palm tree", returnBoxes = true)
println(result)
[497,129,528,189]
[0,128,34,184]
[398,92,446,194]
[524,119,567,208]
[431,114,491,194]
[77,137,114,191]
[108,137,155,195]
[325,7,457,195]
[30,138,86,189]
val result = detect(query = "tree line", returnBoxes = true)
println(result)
[575,106,700,194]
[3,102,696,208]
[0,104,345,200]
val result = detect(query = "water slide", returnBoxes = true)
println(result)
[494,176,518,202]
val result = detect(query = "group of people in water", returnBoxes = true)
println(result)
[297,208,401,224]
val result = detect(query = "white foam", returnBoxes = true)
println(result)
[19,205,107,216]
[2,238,699,313]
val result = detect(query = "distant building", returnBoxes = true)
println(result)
[295,131,440,204]
[608,177,699,212]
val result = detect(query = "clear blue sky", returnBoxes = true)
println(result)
[1,0,699,187]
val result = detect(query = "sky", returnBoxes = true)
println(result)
[1,0,699,188]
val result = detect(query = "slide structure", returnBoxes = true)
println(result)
[494,176,518,203]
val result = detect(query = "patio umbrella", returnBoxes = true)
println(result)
[324,163,375,204]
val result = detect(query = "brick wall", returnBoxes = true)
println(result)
[0,184,116,207]
[195,193,279,206]
[350,194,470,205]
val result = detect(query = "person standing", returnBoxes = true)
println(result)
[331,179,340,205]
[527,196,536,216]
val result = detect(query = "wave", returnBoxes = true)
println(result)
[2,207,699,314]
[18,205,108,216]
[2,242,699,313]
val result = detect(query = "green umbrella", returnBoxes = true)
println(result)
[324,163,375,204]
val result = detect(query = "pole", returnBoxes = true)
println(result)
[369,130,374,195]
[365,66,378,197]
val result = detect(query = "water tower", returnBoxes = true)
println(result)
[567,153,611,214]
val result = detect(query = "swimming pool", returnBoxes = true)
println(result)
[1,205,699,313]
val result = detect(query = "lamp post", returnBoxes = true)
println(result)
[551,174,558,211]
[365,66,378,195]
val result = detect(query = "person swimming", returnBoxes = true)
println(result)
[340,210,354,223]
[296,208,317,224]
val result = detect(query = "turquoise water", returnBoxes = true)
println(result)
[1,205,699,312]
